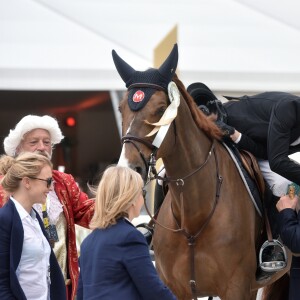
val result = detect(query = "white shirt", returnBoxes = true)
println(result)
[11,197,51,300]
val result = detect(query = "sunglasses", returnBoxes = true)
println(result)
[28,177,53,188]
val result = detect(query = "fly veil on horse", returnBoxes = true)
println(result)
[113,44,290,300]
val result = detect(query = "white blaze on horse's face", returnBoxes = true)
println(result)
[118,146,129,167]
[118,116,135,167]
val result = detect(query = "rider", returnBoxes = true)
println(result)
[186,82,300,271]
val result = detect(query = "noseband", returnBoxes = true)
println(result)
[121,135,158,176]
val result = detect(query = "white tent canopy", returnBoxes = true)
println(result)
[0,0,151,90]
[1,0,300,92]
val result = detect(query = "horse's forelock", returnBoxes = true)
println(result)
[173,75,222,140]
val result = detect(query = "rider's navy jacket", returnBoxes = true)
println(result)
[225,92,300,185]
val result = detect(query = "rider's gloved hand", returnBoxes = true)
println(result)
[215,120,235,137]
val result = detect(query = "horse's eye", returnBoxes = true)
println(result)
[156,107,166,117]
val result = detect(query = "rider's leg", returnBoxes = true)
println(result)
[258,160,291,269]
[265,193,281,237]
[259,159,291,236]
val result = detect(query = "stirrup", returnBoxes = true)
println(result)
[259,239,287,272]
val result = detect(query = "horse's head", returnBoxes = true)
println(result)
[113,44,222,181]
[112,45,180,180]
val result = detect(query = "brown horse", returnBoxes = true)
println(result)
[113,44,290,300]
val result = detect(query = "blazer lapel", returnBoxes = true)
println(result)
[8,200,24,270]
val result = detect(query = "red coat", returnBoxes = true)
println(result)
[0,170,95,300]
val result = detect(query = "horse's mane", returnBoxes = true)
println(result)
[173,74,222,140]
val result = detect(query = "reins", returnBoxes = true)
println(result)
[147,145,222,300]
[149,140,216,186]
[171,147,223,300]
[143,140,218,233]
[121,133,223,300]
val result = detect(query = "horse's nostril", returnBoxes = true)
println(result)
[134,166,143,175]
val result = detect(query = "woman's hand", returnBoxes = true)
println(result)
[276,194,298,212]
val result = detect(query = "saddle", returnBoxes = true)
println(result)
[229,148,287,277]
[238,149,265,199]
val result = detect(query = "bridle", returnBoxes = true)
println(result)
[121,132,222,229]
[120,93,223,300]
[121,134,158,175]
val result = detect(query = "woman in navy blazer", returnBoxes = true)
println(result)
[77,165,176,300]
[0,152,66,300]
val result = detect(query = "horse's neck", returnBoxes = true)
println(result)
[161,127,217,231]
[163,127,212,178]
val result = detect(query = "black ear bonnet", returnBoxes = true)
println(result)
[112,44,178,111]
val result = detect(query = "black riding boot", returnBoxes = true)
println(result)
[266,194,281,237]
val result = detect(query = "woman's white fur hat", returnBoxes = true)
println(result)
[4,115,64,157]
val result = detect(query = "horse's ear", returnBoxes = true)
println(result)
[112,50,136,86]
[158,44,178,81]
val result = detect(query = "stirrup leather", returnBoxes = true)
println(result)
[259,239,287,272]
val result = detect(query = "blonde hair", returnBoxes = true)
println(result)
[0,152,53,193]
[89,165,143,229]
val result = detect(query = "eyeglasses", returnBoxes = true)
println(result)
[142,188,147,200]
[28,177,53,188]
